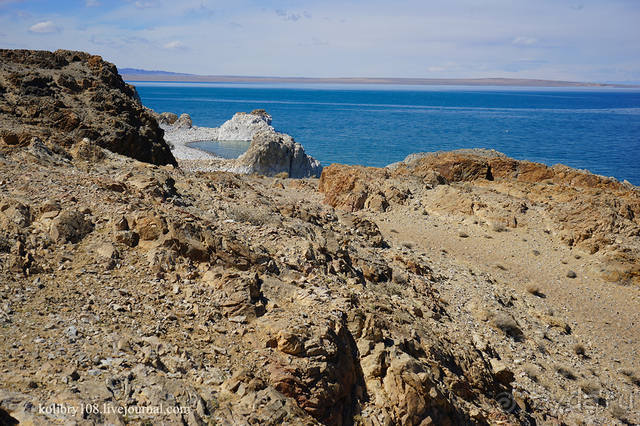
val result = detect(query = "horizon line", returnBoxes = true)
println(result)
[119,71,638,88]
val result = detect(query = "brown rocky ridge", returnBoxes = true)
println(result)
[0,49,176,166]
[1,49,640,425]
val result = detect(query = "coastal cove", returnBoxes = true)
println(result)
[133,82,640,185]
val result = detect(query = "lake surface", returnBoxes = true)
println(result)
[134,82,640,185]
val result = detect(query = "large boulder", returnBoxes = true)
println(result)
[235,130,322,178]
[217,109,274,141]
[0,49,176,166]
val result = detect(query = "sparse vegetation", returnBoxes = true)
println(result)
[556,366,577,380]
[609,403,628,423]
[579,380,601,396]
[573,343,587,357]
[492,314,524,340]
[621,370,640,387]
[526,284,545,298]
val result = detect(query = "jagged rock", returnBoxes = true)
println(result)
[173,113,192,129]
[159,112,178,125]
[235,130,322,178]
[135,214,166,241]
[490,359,515,385]
[217,110,274,141]
[49,210,94,243]
[69,137,106,162]
[0,49,176,166]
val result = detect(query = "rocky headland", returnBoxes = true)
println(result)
[1,50,640,425]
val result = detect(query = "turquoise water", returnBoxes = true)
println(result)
[133,82,640,185]
[191,140,250,159]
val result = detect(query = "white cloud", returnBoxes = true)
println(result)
[133,0,159,9]
[28,21,61,34]
[512,36,538,46]
[85,0,101,7]
[1,0,638,81]
[275,9,311,22]
[163,40,185,49]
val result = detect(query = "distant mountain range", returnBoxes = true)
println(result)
[119,68,193,76]
[120,68,637,88]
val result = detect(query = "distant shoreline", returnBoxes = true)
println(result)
[122,73,638,88]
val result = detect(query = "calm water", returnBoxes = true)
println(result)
[192,140,250,159]
[133,82,640,185]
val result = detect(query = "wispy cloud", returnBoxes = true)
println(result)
[0,0,638,81]
[128,0,160,9]
[275,9,311,22]
[28,20,61,34]
[512,36,538,46]
[163,40,185,49]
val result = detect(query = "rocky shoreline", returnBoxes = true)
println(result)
[151,109,322,178]
[2,49,640,425]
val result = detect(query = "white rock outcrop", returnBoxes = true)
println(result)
[173,113,193,129]
[159,109,322,178]
[217,110,274,141]
[234,130,322,178]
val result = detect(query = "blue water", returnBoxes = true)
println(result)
[133,82,640,185]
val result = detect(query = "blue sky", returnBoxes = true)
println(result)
[1,0,639,82]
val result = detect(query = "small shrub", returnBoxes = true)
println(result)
[526,284,545,298]
[556,366,577,380]
[621,370,640,387]
[492,314,524,341]
[579,380,601,396]
[610,403,628,422]
[573,343,586,357]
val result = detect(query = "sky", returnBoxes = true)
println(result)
[1,0,639,82]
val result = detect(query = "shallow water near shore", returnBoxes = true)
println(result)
[188,140,250,159]
[134,82,640,184]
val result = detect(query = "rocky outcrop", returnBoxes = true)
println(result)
[160,109,323,178]
[235,130,322,178]
[0,49,176,166]
[173,113,193,129]
[320,149,640,285]
[217,109,274,141]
